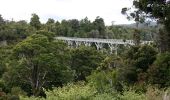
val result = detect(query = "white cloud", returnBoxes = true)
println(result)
[0,0,134,25]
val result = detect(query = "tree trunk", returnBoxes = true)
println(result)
[32,65,41,96]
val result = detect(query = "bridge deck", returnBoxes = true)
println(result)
[55,37,153,54]
[55,37,152,45]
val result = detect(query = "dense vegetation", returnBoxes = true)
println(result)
[0,0,169,99]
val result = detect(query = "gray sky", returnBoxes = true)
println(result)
[0,0,134,25]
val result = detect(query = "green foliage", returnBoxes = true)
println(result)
[45,18,55,32]
[71,46,105,81]
[123,0,170,51]
[88,55,124,93]
[0,15,5,26]
[92,16,106,38]
[133,29,141,45]
[20,82,118,100]
[0,13,167,99]
[45,82,96,100]
[145,86,163,100]
[0,46,12,78]
[36,30,55,41]
[3,34,73,96]
[92,93,116,100]
[20,96,42,100]
[88,70,117,93]
[148,52,170,87]
[10,87,27,96]
[30,13,41,30]
[20,83,157,100]
[118,45,157,84]
[119,89,146,100]
[105,26,133,39]
[0,20,29,43]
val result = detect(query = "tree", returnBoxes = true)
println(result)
[30,13,41,30]
[157,29,169,52]
[0,20,29,42]
[88,55,124,93]
[80,17,92,33]
[71,46,105,81]
[119,45,157,84]
[0,15,5,27]
[36,30,55,41]
[0,46,12,78]
[3,34,73,96]
[69,19,80,34]
[148,52,170,87]
[59,20,72,36]
[89,30,100,38]
[87,69,117,93]
[46,18,55,32]
[0,15,6,41]
[133,29,141,45]
[93,16,106,38]
[121,8,142,28]
[122,0,170,51]
[46,18,55,24]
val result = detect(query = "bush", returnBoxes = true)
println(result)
[20,82,118,100]
[20,96,43,100]
[145,86,163,100]
[92,93,117,100]
[87,70,117,93]
[119,89,146,100]
[21,84,170,100]
[45,82,96,100]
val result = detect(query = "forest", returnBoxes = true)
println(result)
[0,0,170,100]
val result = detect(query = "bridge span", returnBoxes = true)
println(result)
[55,37,153,55]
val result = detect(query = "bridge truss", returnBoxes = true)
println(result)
[55,37,153,55]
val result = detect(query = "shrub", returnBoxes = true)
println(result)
[145,86,163,100]
[119,89,146,100]
[45,82,97,100]
[92,93,117,100]
[87,70,117,93]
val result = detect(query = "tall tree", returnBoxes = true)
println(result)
[3,34,73,96]
[133,29,141,45]
[93,16,106,38]
[71,46,105,81]
[80,17,92,33]
[46,18,55,24]
[122,0,170,52]
[46,18,55,32]
[119,45,157,84]
[148,52,170,87]
[0,15,5,27]
[30,13,41,30]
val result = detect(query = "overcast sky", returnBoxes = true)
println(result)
[0,0,134,25]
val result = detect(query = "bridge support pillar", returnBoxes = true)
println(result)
[108,44,118,55]
[75,41,82,48]
[95,42,103,50]
[83,42,91,46]
[67,40,73,47]
[125,44,130,48]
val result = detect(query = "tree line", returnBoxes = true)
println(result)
[0,0,169,99]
